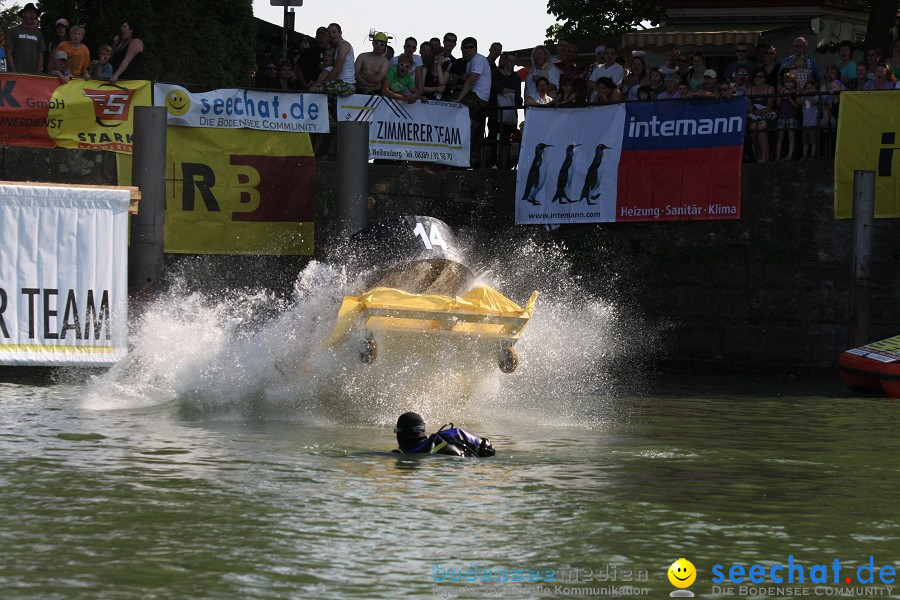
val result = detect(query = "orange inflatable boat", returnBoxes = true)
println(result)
[837,334,900,398]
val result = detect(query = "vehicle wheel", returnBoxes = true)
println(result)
[360,336,378,365]
[498,346,518,373]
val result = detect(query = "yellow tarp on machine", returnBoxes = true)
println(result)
[326,285,540,347]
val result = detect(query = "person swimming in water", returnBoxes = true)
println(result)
[393,412,496,457]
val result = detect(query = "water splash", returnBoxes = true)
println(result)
[82,237,663,427]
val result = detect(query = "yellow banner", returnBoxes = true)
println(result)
[118,127,315,255]
[0,74,150,152]
[834,91,900,218]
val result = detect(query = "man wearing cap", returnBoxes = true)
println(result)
[693,69,719,98]
[354,32,391,94]
[393,412,496,457]
[5,3,45,74]
[587,43,624,103]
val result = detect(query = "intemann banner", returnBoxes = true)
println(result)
[515,97,747,224]
[0,73,151,153]
[0,183,129,366]
[834,91,900,219]
[337,95,470,166]
[154,83,329,133]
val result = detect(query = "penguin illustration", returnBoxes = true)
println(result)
[551,144,581,204]
[579,144,611,205]
[521,143,553,205]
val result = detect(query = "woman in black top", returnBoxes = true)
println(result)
[416,41,447,100]
[109,19,143,83]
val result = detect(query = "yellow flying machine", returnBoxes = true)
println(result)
[325,216,539,373]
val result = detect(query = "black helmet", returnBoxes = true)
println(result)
[395,412,427,451]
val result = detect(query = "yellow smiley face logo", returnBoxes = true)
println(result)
[668,558,696,588]
[165,89,190,116]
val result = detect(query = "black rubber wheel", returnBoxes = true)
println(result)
[360,336,378,364]
[498,346,518,373]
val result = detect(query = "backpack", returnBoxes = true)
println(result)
[431,423,496,457]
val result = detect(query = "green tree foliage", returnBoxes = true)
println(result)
[545,0,664,41]
[6,0,256,88]
[1,3,21,33]
[863,0,899,57]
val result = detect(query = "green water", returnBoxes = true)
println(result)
[1,374,897,599]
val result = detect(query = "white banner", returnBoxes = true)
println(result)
[0,184,129,366]
[154,83,329,133]
[516,105,625,224]
[337,95,470,166]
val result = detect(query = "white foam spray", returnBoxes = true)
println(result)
[82,238,662,428]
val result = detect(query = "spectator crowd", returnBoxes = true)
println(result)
[3,3,898,166]
[259,25,898,165]
[1,3,144,83]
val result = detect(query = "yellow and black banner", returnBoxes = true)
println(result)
[0,73,151,152]
[834,91,900,218]
[119,126,315,255]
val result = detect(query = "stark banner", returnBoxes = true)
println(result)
[0,73,151,153]
[0,184,129,366]
[337,95,470,166]
[834,91,900,219]
[515,98,747,224]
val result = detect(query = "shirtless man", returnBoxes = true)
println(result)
[354,31,390,94]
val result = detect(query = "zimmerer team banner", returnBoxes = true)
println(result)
[834,91,900,219]
[0,73,150,153]
[337,95,470,166]
[154,83,328,133]
[0,183,129,366]
[515,97,748,224]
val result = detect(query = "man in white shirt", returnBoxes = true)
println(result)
[454,37,492,167]
[390,36,422,69]
[660,46,680,76]
[587,43,624,102]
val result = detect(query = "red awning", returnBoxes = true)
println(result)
[622,24,793,48]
